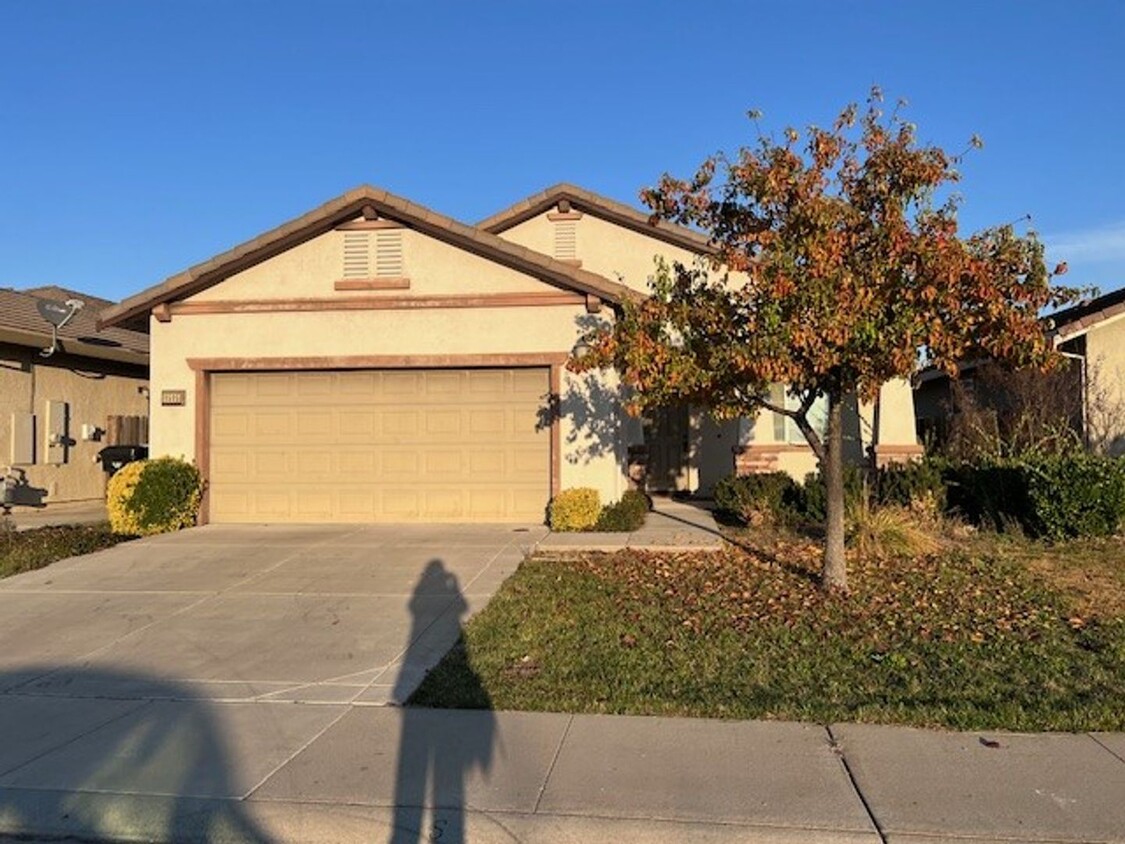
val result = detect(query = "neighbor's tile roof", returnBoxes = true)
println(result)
[98,185,640,331]
[477,182,716,255]
[1047,285,1125,341]
[0,285,149,360]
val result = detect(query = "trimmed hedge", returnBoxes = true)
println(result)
[947,455,1125,540]
[714,472,801,525]
[595,489,649,532]
[549,488,601,532]
[874,460,947,511]
[717,452,1125,541]
[550,488,650,532]
[107,457,204,536]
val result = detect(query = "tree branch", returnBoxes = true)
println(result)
[760,392,826,462]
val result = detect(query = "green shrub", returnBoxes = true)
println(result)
[549,488,601,532]
[713,472,801,525]
[798,464,867,524]
[947,455,1125,540]
[874,459,947,511]
[1026,456,1125,539]
[107,457,203,536]
[595,489,649,532]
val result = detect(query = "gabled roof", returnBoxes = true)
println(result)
[0,285,148,365]
[477,182,716,255]
[98,185,638,331]
[1045,284,1125,342]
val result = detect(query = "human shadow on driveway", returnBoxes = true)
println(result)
[389,559,495,844]
[0,668,273,843]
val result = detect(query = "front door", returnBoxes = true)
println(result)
[643,406,690,492]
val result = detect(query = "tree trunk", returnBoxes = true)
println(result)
[821,393,848,592]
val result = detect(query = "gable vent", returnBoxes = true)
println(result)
[375,229,404,278]
[341,228,405,279]
[554,218,578,262]
[343,232,370,279]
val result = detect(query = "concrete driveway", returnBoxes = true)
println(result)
[0,522,546,705]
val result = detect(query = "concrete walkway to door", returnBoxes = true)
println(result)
[535,496,724,554]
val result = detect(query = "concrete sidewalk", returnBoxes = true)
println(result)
[0,701,1122,843]
[536,496,724,553]
[3,499,108,531]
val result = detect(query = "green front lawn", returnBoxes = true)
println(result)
[411,530,1125,731]
[0,522,134,580]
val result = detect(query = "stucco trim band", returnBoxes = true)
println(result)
[165,292,584,319]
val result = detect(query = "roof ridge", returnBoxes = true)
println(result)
[98,185,637,330]
[476,182,715,254]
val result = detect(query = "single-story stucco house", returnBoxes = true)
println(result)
[97,184,921,525]
[915,284,1125,456]
[1,285,149,508]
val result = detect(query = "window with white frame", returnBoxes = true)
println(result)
[769,384,829,445]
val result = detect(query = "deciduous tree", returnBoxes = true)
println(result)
[574,89,1079,591]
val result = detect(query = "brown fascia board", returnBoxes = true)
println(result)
[98,186,636,330]
[477,182,717,256]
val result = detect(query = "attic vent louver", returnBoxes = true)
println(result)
[343,232,370,279]
[554,218,578,262]
[375,229,404,277]
[342,229,405,279]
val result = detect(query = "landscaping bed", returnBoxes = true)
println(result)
[0,523,134,580]
[411,528,1125,731]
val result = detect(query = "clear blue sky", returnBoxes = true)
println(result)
[2,1,1123,304]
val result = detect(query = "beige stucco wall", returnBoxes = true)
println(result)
[1082,316,1125,455]
[193,224,548,301]
[1,343,148,504]
[500,212,704,294]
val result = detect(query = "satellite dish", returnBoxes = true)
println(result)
[35,298,85,357]
[37,299,73,327]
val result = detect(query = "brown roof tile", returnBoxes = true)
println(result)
[0,286,149,362]
[1048,285,1125,341]
[99,185,637,331]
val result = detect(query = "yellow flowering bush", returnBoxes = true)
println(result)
[548,487,601,532]
[107,457,203,536]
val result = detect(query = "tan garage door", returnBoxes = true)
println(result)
[208,368,550,523]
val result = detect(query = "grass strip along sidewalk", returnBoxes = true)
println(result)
[412,531,1125,732]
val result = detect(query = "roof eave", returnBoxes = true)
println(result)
[0,326,149,367]
[478,183,716,256]
[99,186,634,330]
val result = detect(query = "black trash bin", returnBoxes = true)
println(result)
[96,445,148,475]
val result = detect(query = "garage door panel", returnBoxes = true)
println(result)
[468,410,506,435]
[339,411,377,437]
[212,412,252,440]
[382,451,419,476]
[382,371,421,394]
[296,411,334,437]
[424,451,463,475]
[209,368,550,523]
[253,412,293,439]
[296,373,334,396]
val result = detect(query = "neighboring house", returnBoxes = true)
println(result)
[1,286,149,507]
[914,285,1125,456]
[97,184,921,525]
